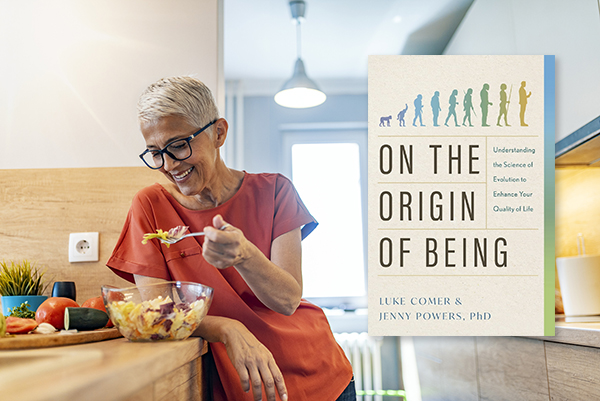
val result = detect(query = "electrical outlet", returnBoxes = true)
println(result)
[69,232,99,263]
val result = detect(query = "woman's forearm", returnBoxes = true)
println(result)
[234,243,302,316]
[193,315,237,342]
[203,219,304,316]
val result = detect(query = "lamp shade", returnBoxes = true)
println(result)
[274,58,326,108]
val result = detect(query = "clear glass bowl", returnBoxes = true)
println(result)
[101,281,213,342]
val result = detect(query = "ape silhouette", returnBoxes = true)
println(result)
[397,104,408,127]
[379,115,392,127]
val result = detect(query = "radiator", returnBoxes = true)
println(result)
[334,332,384,401]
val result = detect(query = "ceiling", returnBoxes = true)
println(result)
[223,0,473,95]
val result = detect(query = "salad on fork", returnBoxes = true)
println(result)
[142,224,230,247]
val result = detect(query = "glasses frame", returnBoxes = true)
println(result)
[139,119,217,170]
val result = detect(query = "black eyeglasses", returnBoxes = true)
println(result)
[139,120,217,169]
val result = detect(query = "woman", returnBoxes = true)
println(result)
[107,76,354,401]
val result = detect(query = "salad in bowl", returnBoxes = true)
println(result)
[101,281,213,341]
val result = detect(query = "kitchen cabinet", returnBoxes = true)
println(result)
[1,337,208,401]
[412,323,600,401]
[556,115,600,167]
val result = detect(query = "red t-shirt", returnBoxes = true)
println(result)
[107,173,353,400]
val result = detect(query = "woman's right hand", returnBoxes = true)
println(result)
[195,316,288,401]
[223,319,288,401]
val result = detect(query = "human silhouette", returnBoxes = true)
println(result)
[480,83,493,127]
[462,88,475,127]
[397,104,408,127]
[431,91,441,126]
[444,89,459,127]
[496,83,511,127]
[519,81,532,126]
[413,94,425,127]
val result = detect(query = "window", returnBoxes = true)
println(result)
[282,124,367,309]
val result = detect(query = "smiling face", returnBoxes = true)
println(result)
[141,115,221,197]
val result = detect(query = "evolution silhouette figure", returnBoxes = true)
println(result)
[413,94,425,127]
[379,115,392,127]
[462,88,475,127]
[497,83,511,127]
[397,104,408,127]
[519,81,532,126]
[431,91,441,126]
[444,89,459,127]
[480,83,493,127]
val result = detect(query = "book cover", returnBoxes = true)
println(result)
[368,55,555,336]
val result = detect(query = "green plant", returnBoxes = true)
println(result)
[8,301,36,319]
[0,260,48,296]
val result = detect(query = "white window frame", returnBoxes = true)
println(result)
[281,122,368,310]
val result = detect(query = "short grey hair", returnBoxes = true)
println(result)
[137,76,220,130]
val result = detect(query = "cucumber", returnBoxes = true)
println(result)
[64,307,109,331]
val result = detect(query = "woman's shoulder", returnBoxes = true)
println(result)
[132,183,171,206]
[243,172,293,191]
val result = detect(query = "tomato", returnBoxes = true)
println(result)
[6,316,38,334]
[82,296,113,327]
[81,296,104,309]
[35,297,79,330]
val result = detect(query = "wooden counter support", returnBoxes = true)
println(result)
[1,337,209,401]
[125,357,206,401]
[412,322,600,401]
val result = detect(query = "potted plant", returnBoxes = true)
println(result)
[0,259,49,316]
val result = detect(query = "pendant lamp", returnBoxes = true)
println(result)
[274,0,326,108]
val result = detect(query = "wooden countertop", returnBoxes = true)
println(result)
[0,336,208,401]
[525,320,600,348]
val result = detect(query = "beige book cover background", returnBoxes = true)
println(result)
[368,55,554,336]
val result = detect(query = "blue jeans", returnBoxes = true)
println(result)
[336,377,356,401]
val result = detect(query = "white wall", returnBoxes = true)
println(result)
[0,0,223,169]
[444,0,600,142]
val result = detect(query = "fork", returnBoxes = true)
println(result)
[159,223,231,245]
